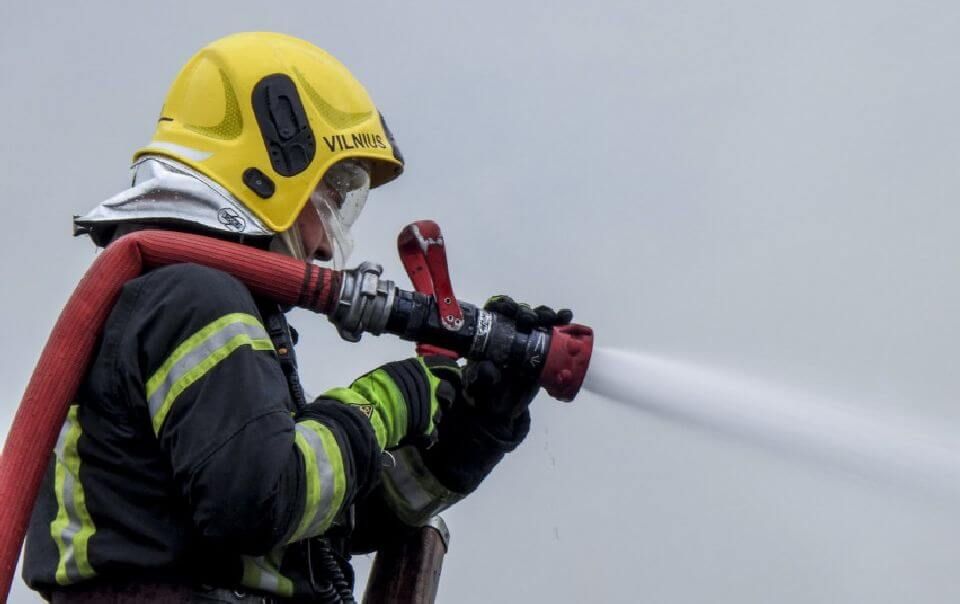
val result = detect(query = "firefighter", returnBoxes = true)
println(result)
[22,32,570,603]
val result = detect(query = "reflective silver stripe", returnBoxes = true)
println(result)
[146,319,271,421]
[381,447,464,526]
[241,553,293,597]
[294,424,336,537]
[248,557,279,592]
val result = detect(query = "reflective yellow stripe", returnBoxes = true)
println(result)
[50,405,96,585]
[241,550,294,597]
[328,360,443,449]
[326,364,411,449]
[289,420,346,542]
[323,386,388,449]
[145,313,273,434]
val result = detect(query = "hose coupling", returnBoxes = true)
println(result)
[328,262,397,342]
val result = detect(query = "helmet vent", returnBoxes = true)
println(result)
[252,74,316,177]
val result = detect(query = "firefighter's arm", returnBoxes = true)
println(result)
[117,264,383,553]
[287,357,457,544]
[269,354,459,547]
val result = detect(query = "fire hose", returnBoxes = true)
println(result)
[0,224,593,601]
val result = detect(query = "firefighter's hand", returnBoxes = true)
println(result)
[416,355,461,445]
[483,295,573,333]
[465,296,573,419]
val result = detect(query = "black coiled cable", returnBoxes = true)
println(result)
[306,538,356,604]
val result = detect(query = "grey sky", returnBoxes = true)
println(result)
[3,1,960,602]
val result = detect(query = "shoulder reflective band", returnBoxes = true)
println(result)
[145,312,274,434]
[288,420,346,542]
[51,405,96,585]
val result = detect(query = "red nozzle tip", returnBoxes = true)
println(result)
[540,323,594,402]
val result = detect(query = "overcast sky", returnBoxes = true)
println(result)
[3,1,960,602]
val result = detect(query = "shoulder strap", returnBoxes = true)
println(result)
[261,303,309,411]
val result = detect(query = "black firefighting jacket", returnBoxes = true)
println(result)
[22,262,528,600]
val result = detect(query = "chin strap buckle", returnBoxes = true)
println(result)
[398,220,463,359]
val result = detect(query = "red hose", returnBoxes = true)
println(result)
[0,231,341,601]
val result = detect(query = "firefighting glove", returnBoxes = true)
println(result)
[323,357,457,450]
[464,296,574,421]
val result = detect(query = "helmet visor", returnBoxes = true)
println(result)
[308,159,371,268]
[323,159,371,228]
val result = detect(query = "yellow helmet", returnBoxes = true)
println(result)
[135,32,403,233]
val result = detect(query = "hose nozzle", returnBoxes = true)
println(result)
[540,323,594,402]
[327,220,595,402]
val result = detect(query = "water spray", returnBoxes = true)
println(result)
[585,348,960,499]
